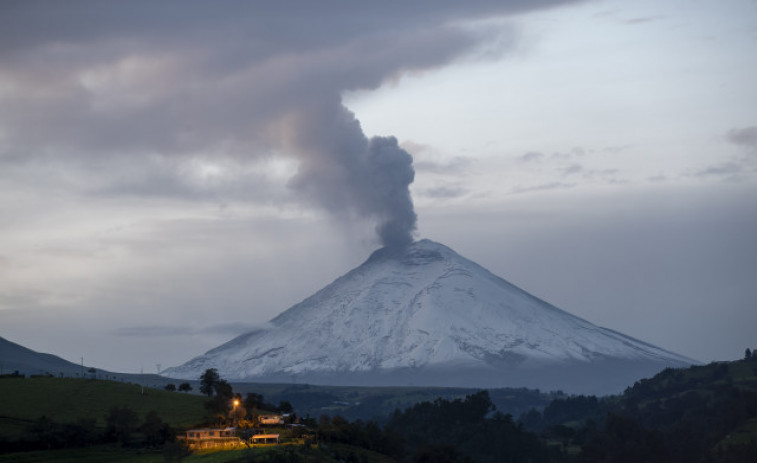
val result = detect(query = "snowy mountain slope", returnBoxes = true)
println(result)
[163,240,695,394]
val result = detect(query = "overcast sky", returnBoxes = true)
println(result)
[1,0,755,374]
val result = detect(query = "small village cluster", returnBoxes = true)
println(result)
[183,413,291,449]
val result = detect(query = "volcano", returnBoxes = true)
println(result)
[163,239,694,394]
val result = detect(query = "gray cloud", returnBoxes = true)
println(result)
[682,126,757,182]
[0,0,582,247]
[581,168,625,183]
[0,289,55,310]
[197,323,272,337]
[519,151,545,162]
[114,326,194,337]
[597,168,620,176]
[624,16,664,25]
[114,322,269,338]
[691,162,748,182]
[519,147,585,163]
[509,182,576,195]
[552,147,587,159]
[727,126,757,151]
[560,163,583,176]
[601,145,633,154]
[414,156,475,174]
[420,186,470,199]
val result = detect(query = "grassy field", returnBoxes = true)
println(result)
[0,446,167,463]
[0,376,207,439]
[0,444,380,463]
[0,376,355,462]
[0,446,252,463]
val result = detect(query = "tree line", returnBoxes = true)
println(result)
[2,407,176,453]
[518,359,757,463]
[301,359,757,462]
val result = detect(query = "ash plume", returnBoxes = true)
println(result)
[286,102,416,247]
[367,136,417,247]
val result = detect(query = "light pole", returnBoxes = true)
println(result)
[230,398,242,428]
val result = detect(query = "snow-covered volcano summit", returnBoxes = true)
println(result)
[164,239,694,394]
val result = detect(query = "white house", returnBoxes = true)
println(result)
[184,427,240,449]
[258,414,284,425]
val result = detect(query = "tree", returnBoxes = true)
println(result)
[178,382,192,392]
[746,348,753,360]
[245,392,264,411]
[205,379,235,424]
[27,415,59,450]
[105,406,140,445]
[141,410,174,447]
[206,396,230,424]
[61,418,97,447]
[579,413,669,463]
[199,368,220,396]
[278,400,294,414]
[164,383,176,392]
[413,444,473,463]
[213,379,233,399]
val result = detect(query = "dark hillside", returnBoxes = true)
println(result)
[521,358,757,462]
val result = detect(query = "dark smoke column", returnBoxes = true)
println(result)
[366,136,417,247]
[287,100,417,248]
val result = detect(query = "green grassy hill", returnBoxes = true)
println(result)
[0,376,206,439]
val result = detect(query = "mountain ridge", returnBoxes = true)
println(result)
[0,335,87,377]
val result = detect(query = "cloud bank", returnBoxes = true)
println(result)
[0,0,579,246]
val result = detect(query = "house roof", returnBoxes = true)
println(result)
[186,427,236,432]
